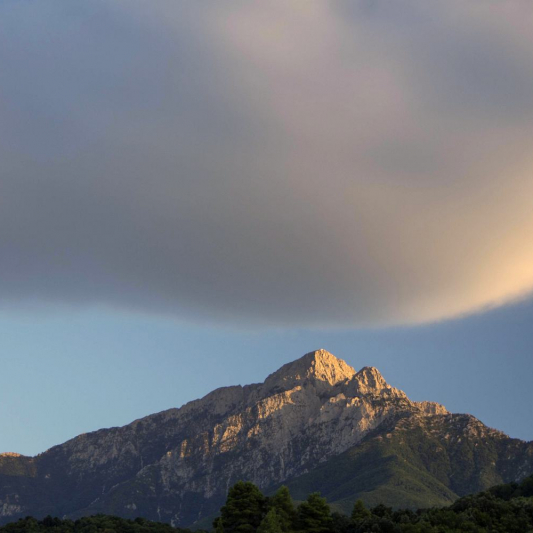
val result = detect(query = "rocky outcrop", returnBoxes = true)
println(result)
[0,350,531,526]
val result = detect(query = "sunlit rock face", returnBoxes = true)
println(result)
[0,350,531,527]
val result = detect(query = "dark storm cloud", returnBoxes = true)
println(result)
[1,1,533,326]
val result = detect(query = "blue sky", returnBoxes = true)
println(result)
[1,1,533,456]
[1,297,532,456]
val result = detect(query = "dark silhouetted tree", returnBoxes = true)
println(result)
[213,517,225,533]
[257,509,283,533]
[220,481,266,533]
[296,492,332,533]
[351,499,371,523]
[270,486,296,532]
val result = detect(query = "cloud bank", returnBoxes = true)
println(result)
[1,0,533,327]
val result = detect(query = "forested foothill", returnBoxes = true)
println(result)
[1,474,532,533]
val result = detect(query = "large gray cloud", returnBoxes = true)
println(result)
[1,0,533,327]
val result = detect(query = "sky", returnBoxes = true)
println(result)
[0,1,532,455]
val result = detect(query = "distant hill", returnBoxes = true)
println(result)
[1,350,532,527]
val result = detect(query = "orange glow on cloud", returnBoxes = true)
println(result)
[1,0,533,327]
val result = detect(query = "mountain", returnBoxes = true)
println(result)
[0,350,532,527]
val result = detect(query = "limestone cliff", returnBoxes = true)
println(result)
[0,350,531,527]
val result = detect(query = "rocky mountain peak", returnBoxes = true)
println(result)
[263,349,356,391]
[1,348,530,528]
[341,365,407,399]
[356,366,388,389]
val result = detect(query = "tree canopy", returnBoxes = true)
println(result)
[2,474,533,532]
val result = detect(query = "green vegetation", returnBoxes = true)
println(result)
[0,514,195,533]
[218,481,267,533]
[280,415,528,514]
[257,510,283,533]
[214,474,533,532]
[1,412,531,527]
[295,493,332,533]
[1,474,532,532]
[269,486,296,532]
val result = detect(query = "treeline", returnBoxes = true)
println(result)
[1,474,532,533]
[212,476,533,533]
[0,514,191,533]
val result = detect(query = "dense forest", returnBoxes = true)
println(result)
[1,474,532,533]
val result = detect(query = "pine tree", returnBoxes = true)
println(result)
[270,486,296,532]
[351,499,371,523]
[296,492,332,533]
[257,509,283,533]
[220,481,266,533]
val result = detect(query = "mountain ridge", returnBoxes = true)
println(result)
[0,350,531,527]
